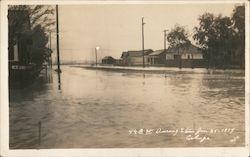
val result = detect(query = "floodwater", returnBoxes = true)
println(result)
[9,66,245,149]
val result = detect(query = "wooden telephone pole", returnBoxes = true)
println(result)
[163,29,168,51]
[142,17,145,68]
[56,5,61,72]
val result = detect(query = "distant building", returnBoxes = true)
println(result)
[102,56,116,65]
[115,59,123,65]
[165,43,204,68]
[148,49,167,66]
[121,49,153,66]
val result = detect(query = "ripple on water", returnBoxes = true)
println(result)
[9,66,245,148]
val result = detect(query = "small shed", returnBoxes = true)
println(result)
[102,56,116,65]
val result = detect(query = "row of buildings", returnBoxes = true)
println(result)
[102,43,205,68]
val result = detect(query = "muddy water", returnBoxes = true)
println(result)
[9,66,245,148]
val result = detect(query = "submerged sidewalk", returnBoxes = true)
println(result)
[72,65,244,75]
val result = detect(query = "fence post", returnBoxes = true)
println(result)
[38,121,41,146]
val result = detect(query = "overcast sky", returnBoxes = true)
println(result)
[51,3,239,62]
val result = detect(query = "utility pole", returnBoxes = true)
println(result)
[142,17,145,68]
[95,46,99,66]
[95,48,97,66]
[49,31,52,50]
[163,29,168,51]
[49,31,52,67]
[56,5,61,72]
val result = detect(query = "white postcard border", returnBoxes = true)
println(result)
[1,0,249,157]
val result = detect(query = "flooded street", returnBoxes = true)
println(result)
[9,66,245,148]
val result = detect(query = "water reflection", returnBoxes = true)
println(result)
[9,66,245,148]
[57,70,61,90]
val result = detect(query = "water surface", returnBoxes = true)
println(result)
[9,66,245,148]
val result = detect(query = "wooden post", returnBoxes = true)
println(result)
[142,17,145,68]
[49,31,52,68]
[178,47,182,69]
[38,121,41,146]
[163,30,167,51]
[56,5,61,72]
[58,71,61,90]
[45,65,47,79]
[95,49,97,66]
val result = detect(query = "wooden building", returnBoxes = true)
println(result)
[120,49,153,66]
[148,49,167,65]
[165,43,204,68]
[102,56,116,65]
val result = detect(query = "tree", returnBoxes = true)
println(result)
[167,25,190,49]
[232,5,245,36]
[8,5,55,68]
[193,13,234,68]
[231,5,245,68]
[193,5,245,69]
[213,15,234,68]
[167,25,190,68]
[8,5,55,31]
[8,9,33,64]
[31,25,51,67]
[193,13,217,68]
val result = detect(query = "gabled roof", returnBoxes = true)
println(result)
[121,52,128,58]
[121,49,153,58]
[167,43,202,54]
[102,56,115,60]
[148,49,167,56]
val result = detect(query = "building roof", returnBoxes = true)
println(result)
[167,43,202,54]
[102,56,115,60]
[121,49,153,58]
[148,49,167,56]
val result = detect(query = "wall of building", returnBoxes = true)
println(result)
[102,58,115,64]
[165,59,181,67]
[166,54,174,60]
[128,57,142,65]
[148,53,166,65]
[166,59,205,68]
[181,53,203,59]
